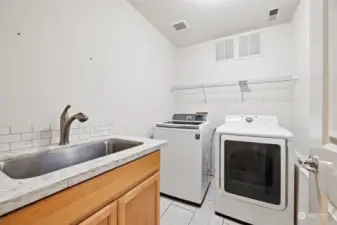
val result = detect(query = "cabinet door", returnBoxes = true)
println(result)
[118,172,160,225]
[78,201,117,225]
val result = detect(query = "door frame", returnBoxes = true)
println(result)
[306,0,337,223]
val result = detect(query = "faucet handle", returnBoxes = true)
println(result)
[61,105,71,119]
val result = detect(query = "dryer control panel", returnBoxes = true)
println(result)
[225,115,278,126]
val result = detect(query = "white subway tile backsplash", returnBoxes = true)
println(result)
[90,120,102,127]
[79,122,89,128]
[90,131,109,137]
[99,120,110,126]
[0,126,10,135]
[41,131,53,138]
[79,134,90,140]
[0,121,114,152]
[70,128,85,135]
[10,141,32,150]
[22,132,41,141]
[51,130,60,137]
[33,124,51,132]
[33,138,50,147]
[71,121,80,129]
[107,119,114,125]
[93,126,114,132]
[0,134,21,143]
[84,127,92,133]
[11,125,32,134]
[70,135,79,142]
[51,137,59,144]
[108,131,117,136]
[0,143,10,152]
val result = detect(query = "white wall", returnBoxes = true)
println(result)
[291,0,326,217]
[329,0,337,137]
[0,0,177,137]
[290,0,311,156]
[175,24,293,128]
[308,0,325,151]
[291,0,327,156]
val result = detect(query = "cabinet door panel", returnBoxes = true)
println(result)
[79,201,117,225]
[118,173,160,225]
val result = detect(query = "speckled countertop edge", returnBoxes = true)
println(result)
[0,135,167,216]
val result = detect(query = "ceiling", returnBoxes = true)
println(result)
[127,0,299,47]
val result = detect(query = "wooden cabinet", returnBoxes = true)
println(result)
[118,173,160,225]
[79,202,117,225]
[0,151,160,225]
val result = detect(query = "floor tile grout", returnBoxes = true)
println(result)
[172,203,196,212]
[160,200,173,218]
[160,178,238,225]
[172,202,197,212]
[187,208,197,225]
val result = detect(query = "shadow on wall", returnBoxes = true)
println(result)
[173,81,293,105]
[173,83,293,129]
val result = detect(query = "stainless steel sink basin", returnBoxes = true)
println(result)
[0,139,143,179]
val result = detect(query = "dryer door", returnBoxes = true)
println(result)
[220,135,287,210]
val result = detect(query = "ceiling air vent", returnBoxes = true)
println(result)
[269,8,279,21]
[173,20,188,31]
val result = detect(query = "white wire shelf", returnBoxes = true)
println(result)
[171,75,297,103]
[171,76,297,91]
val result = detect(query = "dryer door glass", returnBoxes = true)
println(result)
[224,140,281,205]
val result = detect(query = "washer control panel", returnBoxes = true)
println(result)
[172,114,207,122]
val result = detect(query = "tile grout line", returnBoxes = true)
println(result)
[187,207,197,225]
[160,200,173,218]
[172,203,196,213]
[172,202,197,212]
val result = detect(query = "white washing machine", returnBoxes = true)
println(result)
[154,114,213,204]
[214,115,295,225]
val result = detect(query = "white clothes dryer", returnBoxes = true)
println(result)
[214,115,295,225]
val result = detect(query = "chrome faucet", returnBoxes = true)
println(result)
[59,105,88,145]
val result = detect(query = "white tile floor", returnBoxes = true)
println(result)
[160,180,242,225]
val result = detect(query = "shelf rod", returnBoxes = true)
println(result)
[171,76,297,91]
[201,84,207,104]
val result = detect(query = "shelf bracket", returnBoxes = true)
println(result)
[201,85,207,104]
[239,80,251,104]
[239,81,244,103]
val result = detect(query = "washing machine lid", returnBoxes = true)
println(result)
[156,121,205,130]
[156,113,208,130]
[217,115,293,140]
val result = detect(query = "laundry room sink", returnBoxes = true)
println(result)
[0,138,143,179]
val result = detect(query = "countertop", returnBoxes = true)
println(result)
[0,135,166,216]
